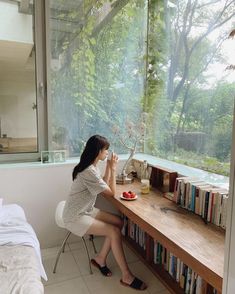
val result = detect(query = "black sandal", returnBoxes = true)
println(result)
[90,259,112,277]
[120,277,147,290]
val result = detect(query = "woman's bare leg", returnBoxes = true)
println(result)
[92,211,123,266]
[86,218,136,285]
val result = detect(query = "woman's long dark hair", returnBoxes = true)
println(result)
[72,135,110,180]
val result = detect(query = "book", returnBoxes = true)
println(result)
[203,191,210,222]
[153,240,157,264]
[190,181,207,212]
[208,188,228,224]
[174,177,198,206]
[185,267,192,293]
[198,186,212,217]
[221,195,229,229]
[194,183,211,215]
[189,270,195,294]
[184,178,204,210]
[196,275,202,294]
[176,258,180,282]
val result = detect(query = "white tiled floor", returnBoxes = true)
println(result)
[42,236,170,294]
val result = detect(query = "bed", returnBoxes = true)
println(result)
[0,203,47,294]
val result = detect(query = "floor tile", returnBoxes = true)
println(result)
[41,239,170,294]
[71,236,139,276]
[83,268,149,294]
[68,237,96,252]
[44,277,90,294]
[152,290,171,294]
[41,244,70,259]
[70,246,95,276]
[42,251,81,286]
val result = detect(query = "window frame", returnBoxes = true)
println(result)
[0,0,48,163]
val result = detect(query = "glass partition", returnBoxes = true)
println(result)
[145,0,235,176]
[48,0,148,156]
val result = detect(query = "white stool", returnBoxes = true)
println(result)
[53,201,97,274]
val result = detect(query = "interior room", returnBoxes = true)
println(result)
[0,0,235,293]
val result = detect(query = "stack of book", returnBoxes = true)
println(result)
[121,215,146,250]
[173,177,228,228]
[153,240,218,294]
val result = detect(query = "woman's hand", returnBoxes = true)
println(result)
[107,152,118,196]
[109,152,119,172]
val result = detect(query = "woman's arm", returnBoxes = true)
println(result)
[101,153,118,197]
[103,160,111,183]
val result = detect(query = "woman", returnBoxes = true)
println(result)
[63,134,147,291]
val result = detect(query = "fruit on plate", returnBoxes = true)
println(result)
[122,191,131,198]
[122,191,136,199]
[128,191,136,198]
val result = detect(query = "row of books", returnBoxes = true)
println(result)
[173,177,229,228]
[121,216,219,293]
[121,216,146,250]
[153,241,218,294]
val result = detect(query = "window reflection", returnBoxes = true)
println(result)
[0,0,37,154]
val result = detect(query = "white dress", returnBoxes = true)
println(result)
[63,164,108,236]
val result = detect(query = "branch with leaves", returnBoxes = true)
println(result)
[112,113,147,176]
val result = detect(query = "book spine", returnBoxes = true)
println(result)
[204,191,210,222]
[207,191,213,223]
[195,187,200,215]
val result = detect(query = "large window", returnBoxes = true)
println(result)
[48,0,148,156]
[145,0,235,176]
[1,0,234,177]
[0,0,38,154]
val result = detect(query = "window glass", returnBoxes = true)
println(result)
[145,0,235,176]
[0,0,38,154]
[49,0,148,156]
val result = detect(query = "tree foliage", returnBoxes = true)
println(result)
[146,0,235,174]
[50,0,235,175]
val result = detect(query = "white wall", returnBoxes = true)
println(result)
[0,1,36,139]
[0,2,32,43]
[0,160,124,249]
[0,80,37,138]
[0,162,72,248]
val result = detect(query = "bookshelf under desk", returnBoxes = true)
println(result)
[104,181,224,293]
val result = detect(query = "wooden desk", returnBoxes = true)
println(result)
[105,182,224,293]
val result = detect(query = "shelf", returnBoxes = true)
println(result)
[150,165,178,192]
[106,181,224,292]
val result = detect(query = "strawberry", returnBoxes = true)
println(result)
[128,191,136,198]
[123,191,131,198]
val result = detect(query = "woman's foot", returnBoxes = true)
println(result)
[120,277,147,291]
[90,258,112,277]
[120,276,147,291]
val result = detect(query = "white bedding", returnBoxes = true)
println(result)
[0,204,47,293]
[0,245,44,294]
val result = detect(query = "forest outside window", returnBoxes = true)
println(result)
[48,0,235,178]
[144,0,235,177]
[1,0,234,175]
[48,0,148,157]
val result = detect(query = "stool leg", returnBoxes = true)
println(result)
[82,236,93,274]
[89,234,97,254]
[62,240,67,253]
[53,231,71,274]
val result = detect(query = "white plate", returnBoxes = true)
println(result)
[120,194,138,201]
